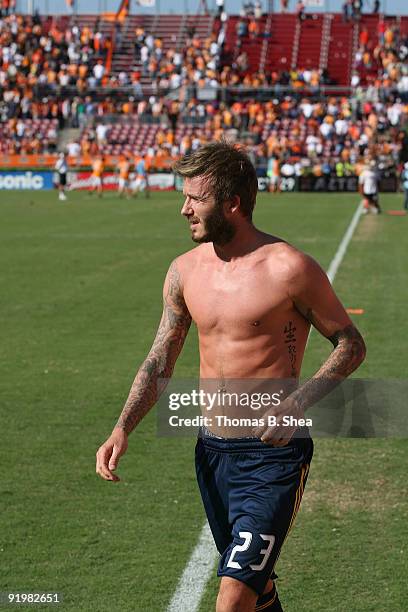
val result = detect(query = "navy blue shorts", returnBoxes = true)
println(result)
[195,431,313,595]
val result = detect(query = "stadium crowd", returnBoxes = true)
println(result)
[352,19,408,96]
[0,7,328,129]
[126,16,328,94]
[69,91,407,181]
[0,7,407,176]
[0,11,111,92]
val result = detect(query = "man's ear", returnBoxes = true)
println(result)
[225,195,241,214]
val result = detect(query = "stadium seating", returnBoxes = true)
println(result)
[0,119,58,154]
[0,8,407,167]
[261,14,297,74]
[110,13,214,92]
[328,14,359,86]
[223,15,268,73]
[297,15,324,70]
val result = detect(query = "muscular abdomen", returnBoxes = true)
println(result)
[198,313,311,380]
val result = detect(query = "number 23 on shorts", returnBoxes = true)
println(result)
[227,532,275,571]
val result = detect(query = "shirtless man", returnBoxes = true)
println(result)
[96,142,366,611]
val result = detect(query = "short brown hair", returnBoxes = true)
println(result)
[173,141,258,219]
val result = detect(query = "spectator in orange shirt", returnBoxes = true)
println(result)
[359,27,369,50]
[384,27,394,47]
[117,155,132,198]
[90,155,105,197]
[248,19,259,38]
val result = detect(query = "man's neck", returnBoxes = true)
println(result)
[212,224,267,262]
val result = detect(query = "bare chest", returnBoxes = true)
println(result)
[183,265,292,333]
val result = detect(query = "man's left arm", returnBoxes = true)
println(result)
[258,253,366,445]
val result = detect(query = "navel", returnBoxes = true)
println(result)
[252,321,260,327]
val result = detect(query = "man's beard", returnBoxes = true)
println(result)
[192,204,236,245]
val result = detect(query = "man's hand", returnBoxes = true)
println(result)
[95,427,128,482]
[253,396,304,447]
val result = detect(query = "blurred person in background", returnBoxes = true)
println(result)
[54,151,68,201]
[67,140,81,166]
[267,155,281,193]
[359,160,381,214]
[401,161,408,211]
[117,154,132,199]
[131,154,150,199]
[90,154,105,197]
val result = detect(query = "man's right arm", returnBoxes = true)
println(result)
[116,258,191,433]
[96,259,191,481]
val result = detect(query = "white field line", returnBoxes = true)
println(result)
[326,202,363,284]
[166,202,364,612]
[166,522,216,612]
[305,200,363,348]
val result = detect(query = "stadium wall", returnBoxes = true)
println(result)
[0,171,54,190]
[0,170,398,192]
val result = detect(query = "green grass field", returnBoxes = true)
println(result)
[1,190,407,611]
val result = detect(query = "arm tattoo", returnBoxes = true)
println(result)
[292,323,366,412]
[324,323,366,377]
[116,260,192,434]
